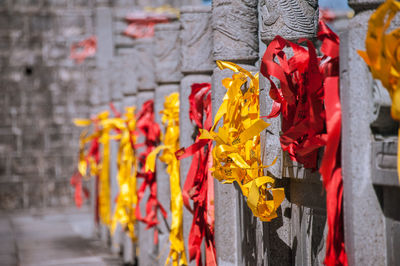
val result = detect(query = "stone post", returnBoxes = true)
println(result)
[109,58,124,255]
[179,5,213,264]
[95,3,114,245]
[134,35,158,265]
[211,0,259,265]
[153,21,182,265]
[341,1,397,264]
[116,47,138,264]
[258,1,321,265]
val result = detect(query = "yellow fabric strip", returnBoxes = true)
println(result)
[145,93,187,266]
[204,60,284,221]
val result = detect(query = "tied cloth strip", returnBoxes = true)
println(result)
[260,21,347,265]
[135,100,167,244]
[123,5,179,39]
[358,0,400,183]
[73,111,112,227]
[145,93,188,266]
[200,61,284,222]
[70,36,97,64]
[175,83,217,266]
[106,106,139,241]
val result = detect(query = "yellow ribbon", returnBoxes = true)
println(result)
[110,107,138,241]
[358,0,400,182]
[145,92,187,266]
[201,61,284,222]
[74,111,112,227]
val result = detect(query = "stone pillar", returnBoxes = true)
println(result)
[211,0,259,265]
[134,34,158,265]
[95,3,114,245]
[116,47,138,264]
[179,6,213,264]
[109,58,124,255]
[152,21,182,265]
[258,1,321,265]
[341,1,395,264]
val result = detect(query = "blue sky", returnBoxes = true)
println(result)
[319,0,351,9]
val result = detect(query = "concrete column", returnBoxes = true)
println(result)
[179,5,213,265]
[211,0,259,265]
[258,1,321,265]
[152,21,182,265]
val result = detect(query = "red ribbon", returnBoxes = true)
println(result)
[135,100,166,244]
[176,83,216,266]
[260,33,325,169]
[261,22,347,266]
[70,171,89,208]
[70,36,97,63]
[124,12,169,39]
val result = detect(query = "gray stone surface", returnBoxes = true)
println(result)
[212,0,259,64]
[134,39,157,91]
[0,2,95,209]
[0,208,123,266]
[154,22,183,84]
[180,6,213,74]
[96,6,114,68]
[259,0,319,42]
[340,10,387,265]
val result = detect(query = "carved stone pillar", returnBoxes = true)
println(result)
[153,21,182,265]
[211,0,259,265]
[179,6,213,264]
[135,38,158,265]
[341,1,396,264]
[259,0,319,41]
[258,1,321,265]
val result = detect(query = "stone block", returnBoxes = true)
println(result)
[259,0,319,42]
[180,6,213,74]
[212,0,258,63]
[154,22,182,84]
[95,6,113,68]
[134,39,156,91]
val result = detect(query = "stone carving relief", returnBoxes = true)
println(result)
[260,0,319,42]
[154,22,182,83]
[212,0,259,63]
[180,6,213,74]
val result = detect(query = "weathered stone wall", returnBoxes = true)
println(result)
[0,0,95,209]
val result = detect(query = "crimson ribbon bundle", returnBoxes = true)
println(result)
[176,83,216,266]
[135,99,167,244]
[261,22,347,265]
